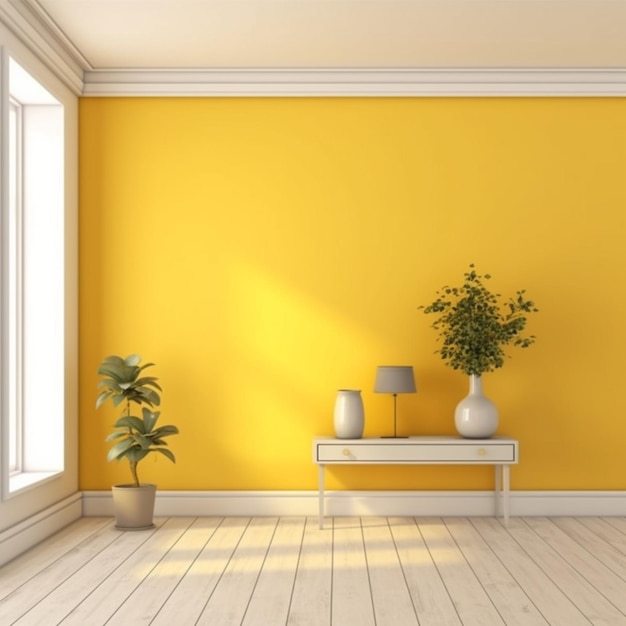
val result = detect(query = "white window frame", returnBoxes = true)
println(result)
[1,55,66,497]
[7,96,23,476]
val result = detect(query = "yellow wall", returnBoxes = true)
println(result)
[79,97,626,492]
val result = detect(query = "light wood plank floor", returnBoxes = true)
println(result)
[1,516,626,625]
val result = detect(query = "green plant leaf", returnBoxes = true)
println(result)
[132,433,153,449]
[137,388,161,406]
[107,438,136,462]
[153,448,176,463]
[134,376,162,390]
[126,448,151,463]
[114,415,145,432]
[105,430,129,442]
[142,408,159,432]
[125,354,142,366]
[153,425,179,437]
[111,395,126,408]
[95,390,114,410]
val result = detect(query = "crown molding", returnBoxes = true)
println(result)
[82,67,626,97]
[0,0,85,93]
[4,1,626,98]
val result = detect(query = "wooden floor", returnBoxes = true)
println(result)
[1,516,626,625]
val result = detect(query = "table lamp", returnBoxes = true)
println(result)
[374,365,416,438]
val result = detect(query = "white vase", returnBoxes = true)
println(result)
[334,389,365,439]
[454,375,499,438]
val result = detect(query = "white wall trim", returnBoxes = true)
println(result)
[82,489,626,518]
[0,492,81,566]
[6,1,626,97]
[0,0,84,94]
[6,2,626,99]
[2,490,622,566]
[81,68,626,98]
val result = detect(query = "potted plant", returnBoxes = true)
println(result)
[96,354,179,529]
[420,264,538,437]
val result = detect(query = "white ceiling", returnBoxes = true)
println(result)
[32,0,626,71]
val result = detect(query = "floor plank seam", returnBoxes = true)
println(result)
[416,516,466,626]
[386,516,420,625]
[359,517,379,626]
[282,517,307,626]
[508,517,599,625]
[443,517,508,625]
[468,517,555,625]
[194,516,254,625]
[149,517,225,625]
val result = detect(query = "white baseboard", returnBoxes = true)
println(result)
[81,490,626,519]
[2,490,623,566]
[0,493,82,567]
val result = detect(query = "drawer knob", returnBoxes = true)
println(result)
[343,448,351,456]
[478,448,486,456]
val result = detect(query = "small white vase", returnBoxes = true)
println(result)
[334,389,365,439]
[454,375,499,438]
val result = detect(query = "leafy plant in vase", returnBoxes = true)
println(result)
[420,265,538,438]
[96,354,179,529]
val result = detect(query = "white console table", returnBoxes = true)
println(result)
[313,436,519,528]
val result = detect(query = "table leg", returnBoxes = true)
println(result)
[494,464,502,518]
[503,464,510,526]
[318,464,325,529]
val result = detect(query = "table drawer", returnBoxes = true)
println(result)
[315,442,517,463]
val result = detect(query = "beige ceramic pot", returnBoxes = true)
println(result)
[111,483,157,530]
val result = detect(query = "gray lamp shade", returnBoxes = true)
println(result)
[374,366,416,394]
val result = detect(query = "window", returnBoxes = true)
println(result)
[8,97,22,476]
[2,57,65,495]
